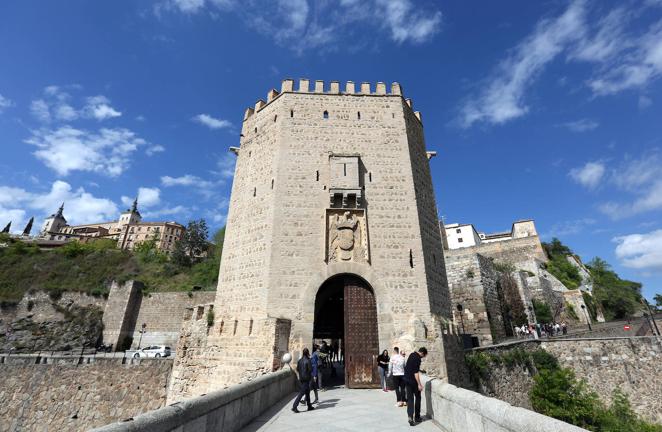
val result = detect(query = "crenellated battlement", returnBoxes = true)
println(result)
[244,78,416,121]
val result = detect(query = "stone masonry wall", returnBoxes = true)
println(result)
[446,235,547,266]
[470,337,662,424]
[0,356,172,432]
[444,251,504,346]
[131,291,215,349]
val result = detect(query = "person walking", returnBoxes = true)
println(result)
[404,347,427,426]
[292,348,315,413]
[377,349,390,392]
[388,347,406,407]
[310,345,321,402]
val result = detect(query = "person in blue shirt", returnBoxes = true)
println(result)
[309,345,321,404]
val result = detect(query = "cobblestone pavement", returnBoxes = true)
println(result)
[241,386,442,432]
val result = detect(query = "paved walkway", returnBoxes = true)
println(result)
[241,386,441,432]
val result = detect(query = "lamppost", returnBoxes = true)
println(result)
[137,323,147,349]
[456,304,466,334]
[580,305,592,331]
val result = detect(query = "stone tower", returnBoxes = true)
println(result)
[168,79,452,401]
[40,203,67,236]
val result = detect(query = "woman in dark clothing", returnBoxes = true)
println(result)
[377,349,390,391]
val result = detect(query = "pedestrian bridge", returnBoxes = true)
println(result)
[92,368,586,432]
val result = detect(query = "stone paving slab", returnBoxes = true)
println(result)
[241,386,442,432]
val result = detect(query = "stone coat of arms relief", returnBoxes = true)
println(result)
[326,209,369,263]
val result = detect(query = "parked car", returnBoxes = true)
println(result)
[131,345,171,358]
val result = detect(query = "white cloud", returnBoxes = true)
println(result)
[376,0,442,44]
[121,187,161,209]
[26,126,147,177]
[192,113,233,130]
[157,0,441,51]
[459,0,586,127]
[569,161,605,189]
[587,20,662,95]
[146,144,165,156]
[161,174,212,187]
[0,180,119,233]
[560,118,599,132]
[458,2,662,128]
[597,151,662,219]
[84,95,122,120]
[0,93,13,112]
[30,87,122,123]
[613,229,662,271]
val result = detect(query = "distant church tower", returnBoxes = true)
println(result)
[40,203,67,235]
[168,79,451,401]
[117,198,141,229]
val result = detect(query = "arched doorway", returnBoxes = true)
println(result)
[314,274,379,388]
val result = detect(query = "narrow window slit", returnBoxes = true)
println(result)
[271,179,274,189]
[316,170,319,181]
[253,187,256,197]
[290,109,294,117]
[409,249,414,268]
[357,111,361,120]
[369,172,372,182]
[249,319,254,336]
[323,110,329,119]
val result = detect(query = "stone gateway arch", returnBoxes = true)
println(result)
[168,79,453,402]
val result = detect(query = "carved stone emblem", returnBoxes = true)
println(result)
[327,209,368,263]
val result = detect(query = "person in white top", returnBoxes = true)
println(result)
[388,347,406,407]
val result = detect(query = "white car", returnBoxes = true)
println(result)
[132,345,171,358]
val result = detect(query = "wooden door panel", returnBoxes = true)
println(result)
[344,276,379,388]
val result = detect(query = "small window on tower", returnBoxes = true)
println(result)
[290,109,294,117]
[323,111,329,119]
[456,228,461,233]
[458,238,463,243]
[274,114,277,122]
[357,111,361,120]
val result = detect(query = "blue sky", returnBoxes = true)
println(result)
[0,0,661,301]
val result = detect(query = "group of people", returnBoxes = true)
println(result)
[515,321,568,339]
[292,343,429,427]
[377,347,428,426]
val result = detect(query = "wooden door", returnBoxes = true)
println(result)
[344,276,379,388]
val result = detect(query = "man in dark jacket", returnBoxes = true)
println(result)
[404,347,427,426]
[292,348,315,413]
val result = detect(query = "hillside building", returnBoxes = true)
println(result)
[39,200,185,254]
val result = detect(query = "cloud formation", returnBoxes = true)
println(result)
[121,187,161,209]
[0,93,13,112]
[157,0,442,51]
[0,180,119,233]
[560,118,599,132]
[459,1,662,127]
[30,86,122,123]
[569,161,605,190]
[599,151,662,219]
[26,126,148,177]
[613,229,662,271]
[192,113,233,130]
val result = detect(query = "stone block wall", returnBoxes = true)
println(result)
[443,251,504,346]
[469,337,662,424]
[93,369,297,432]
[0,355,172,432]
[102,280,143,351]
[131,291,216,349]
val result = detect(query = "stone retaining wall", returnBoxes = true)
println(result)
[470,336,662,424]
[93,368,297,432]
[0,355,172,432]
[427,380,587,432]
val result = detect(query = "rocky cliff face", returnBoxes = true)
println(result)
[1,303,103,352]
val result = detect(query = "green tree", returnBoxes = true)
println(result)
[184,219,209,259]
[587,257,643,320]
[533,299,553,323]
[654,294,662,311]
[542,238,572,259]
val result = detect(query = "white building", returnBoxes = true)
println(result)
[441,219,538,250]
